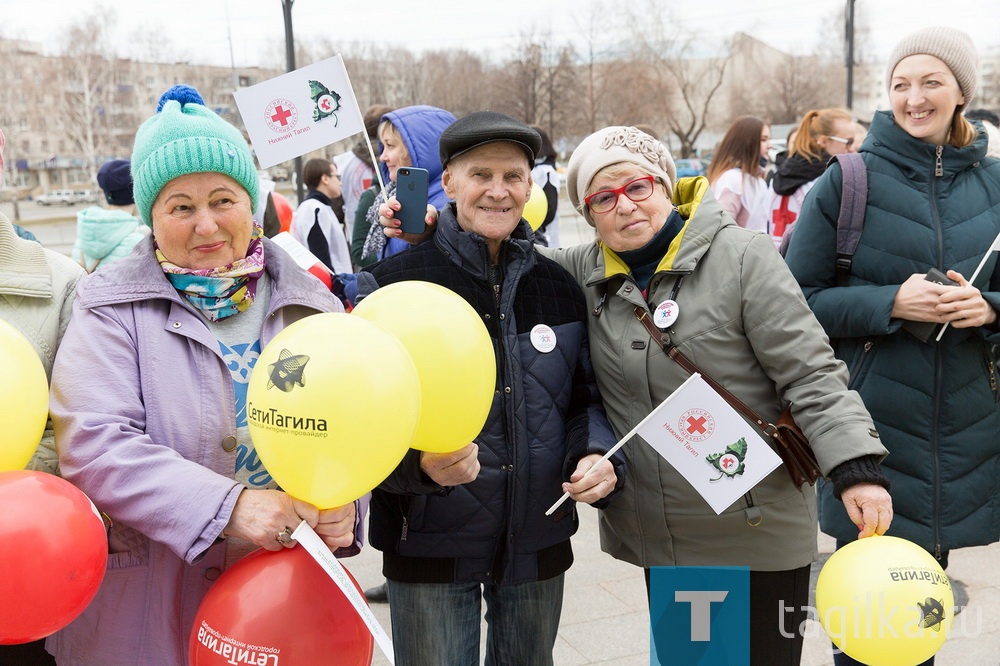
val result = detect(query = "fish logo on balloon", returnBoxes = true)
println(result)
[266,349,310,392]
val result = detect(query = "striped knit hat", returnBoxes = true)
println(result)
[131,86,259,226]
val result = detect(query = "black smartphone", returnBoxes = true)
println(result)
[901,268,959,342]
[396,167,429,234]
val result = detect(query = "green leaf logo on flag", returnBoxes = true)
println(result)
[309,79,342,125]
[706,437,747,481]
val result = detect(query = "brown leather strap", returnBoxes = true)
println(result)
[634,305,773,434]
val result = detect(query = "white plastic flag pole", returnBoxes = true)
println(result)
[544,373,702,516]
[291,520,395,665]
[934,230,1000,342]
[340,60,386,197]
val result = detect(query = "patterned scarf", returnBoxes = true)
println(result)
[361,181,396,261]
[156,224,266,321]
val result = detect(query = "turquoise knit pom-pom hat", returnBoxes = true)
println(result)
[131,86,259,226]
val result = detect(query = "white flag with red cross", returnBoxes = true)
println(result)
[234,55,365,169]
[634,374,782,514]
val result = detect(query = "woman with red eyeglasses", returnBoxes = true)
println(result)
[555,126,892,665]
[767,108,857,250]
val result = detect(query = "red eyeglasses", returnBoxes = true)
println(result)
[584,176,656,214]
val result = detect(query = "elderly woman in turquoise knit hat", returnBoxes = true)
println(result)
[45,86,365,666]
[787,26,1000,666]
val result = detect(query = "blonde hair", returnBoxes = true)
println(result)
[949,115,977,147]
[790,108,855,160]
[378,120,411,163]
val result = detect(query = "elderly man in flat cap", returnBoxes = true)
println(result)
[356,111,625,665]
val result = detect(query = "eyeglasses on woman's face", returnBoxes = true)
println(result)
[584,176,656,214]
[826,135,854,149]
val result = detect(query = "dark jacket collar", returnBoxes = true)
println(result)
[434,203,537,281]
[865,109,988,180]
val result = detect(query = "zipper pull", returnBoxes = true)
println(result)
[935,145,944,177]
[401,516,408,541]
[988,356,997,392]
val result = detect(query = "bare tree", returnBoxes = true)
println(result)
[419,50,490,117]
[59,8,120,184]
[629,6,735,157]
[495,30,577,137]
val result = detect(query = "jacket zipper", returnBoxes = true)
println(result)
[929,161,943,558]
[489,244,514,582]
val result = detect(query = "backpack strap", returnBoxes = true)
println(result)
[831,152,868,287]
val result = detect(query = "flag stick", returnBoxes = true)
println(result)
[934,230,1000,341]
[544,373,702,516]
[339,59,386,197]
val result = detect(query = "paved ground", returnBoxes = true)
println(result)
[11,193,1000,665]
[346,505,1000,666]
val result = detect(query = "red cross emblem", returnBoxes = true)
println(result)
[264,98,299,133]
[270,105,293,126]
[686,416,708,434]
[678,408,714,442]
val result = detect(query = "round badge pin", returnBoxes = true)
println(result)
[530,324,557,353]
[653,300,680,328]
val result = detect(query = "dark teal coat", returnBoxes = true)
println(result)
[786,110,1000,557]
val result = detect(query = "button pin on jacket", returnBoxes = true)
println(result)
[653,300,680,329]
[530,324,557,353]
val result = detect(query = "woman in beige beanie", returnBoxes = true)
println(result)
[786,27,1000,665]
[559,126,892,665]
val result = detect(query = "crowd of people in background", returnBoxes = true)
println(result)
[4,22,1000,666]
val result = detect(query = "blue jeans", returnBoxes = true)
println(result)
[385,575,565,666]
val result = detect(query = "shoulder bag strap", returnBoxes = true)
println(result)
[634,306,773,434]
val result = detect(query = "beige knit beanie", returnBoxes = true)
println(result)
[885,27,978,108]
[566,126,676,227]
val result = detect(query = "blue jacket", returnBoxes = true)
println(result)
[357,205,624,585]
[786,110,1000,555]
[373,105,455,259]
[378,105,455,210]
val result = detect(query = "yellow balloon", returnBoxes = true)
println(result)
[522,183,547,231]
[352,281,496,453]
[816,535,953,666]
[247,313,420,509]
[0,319,49,471]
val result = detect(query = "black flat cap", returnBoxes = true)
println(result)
[97,159,135,206]
[439,111,541,167]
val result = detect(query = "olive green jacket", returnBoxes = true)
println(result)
[546,177,886,570]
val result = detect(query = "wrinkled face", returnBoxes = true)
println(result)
[587,164,672,253]
[152,172,253,270]
[379,126,411,182]
[442,143,532,258]
[890,54,964,145]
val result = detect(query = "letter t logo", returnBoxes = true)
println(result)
[674,590,729,641]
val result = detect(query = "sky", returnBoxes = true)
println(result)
[3,0,999,70]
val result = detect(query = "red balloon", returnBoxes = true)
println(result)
[189,546,374,665]
[0,470,108,643]
[272,192,294,234]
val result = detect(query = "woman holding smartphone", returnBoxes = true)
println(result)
[355,105,455,266]
[786,28,1000,664]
